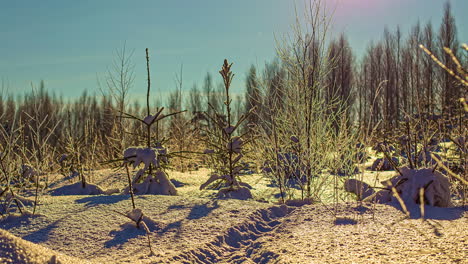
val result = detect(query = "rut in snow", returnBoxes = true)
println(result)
[171,204,294,264]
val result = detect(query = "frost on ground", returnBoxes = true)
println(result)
[0,167,466,263]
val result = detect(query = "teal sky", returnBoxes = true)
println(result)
[1,0,467,103]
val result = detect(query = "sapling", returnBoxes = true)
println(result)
[119,49,184,196]
[110,48,185,256]
[200,59,254,199]
[105,48,186,201]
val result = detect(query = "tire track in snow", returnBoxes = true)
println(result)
[171,204,294,264]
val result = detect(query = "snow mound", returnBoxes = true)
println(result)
[284,198,314,207]
[344,179,375,200]
[50,182,108,196]
[126,208,143,222]
[347,167,452,208]
[217,187,252,200]
[0,228,86,264]
[382,167,452,207]
[123,146,169,183]
[122,208,160,231]
[124,171,177,195]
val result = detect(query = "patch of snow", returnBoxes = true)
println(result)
[124,147,159,172]
[224,126,235,134]
[227,137,243,153]
[0,189,35,214]
[20,164,39,180]
[344,179,375,200]
[104,188,120,195]
[143,115,157,125]
[200,174,222,190]
[127,208,144,223]
[1,189,35,206]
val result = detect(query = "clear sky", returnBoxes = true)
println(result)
[0,0,467,103]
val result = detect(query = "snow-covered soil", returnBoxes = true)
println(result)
[1,168,467,263]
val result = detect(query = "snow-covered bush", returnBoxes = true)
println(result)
[119,119,178,196]
[199,59,254,200]
[122,145,176,195]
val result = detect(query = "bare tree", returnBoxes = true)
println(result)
[100,44,135,151]
[327,33,354,126]
[188,83,202,114]
[438,1,459,114]
[422,21,437,114]
[244,65,261,131]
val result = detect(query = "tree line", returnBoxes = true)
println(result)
[0,2,465,172]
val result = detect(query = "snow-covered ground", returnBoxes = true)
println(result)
[1,168,467,263]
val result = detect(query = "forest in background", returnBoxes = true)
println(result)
[0,2,465,176]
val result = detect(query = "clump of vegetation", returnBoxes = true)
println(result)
[0,93,61,215]
[199,59,254,200]
[253,0,361,205]
[419,42,467,205]
[51,117,110,196]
